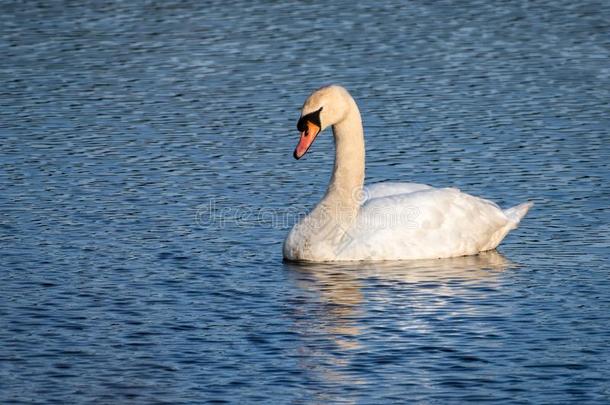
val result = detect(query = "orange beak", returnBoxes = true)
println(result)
[293,121,321,159]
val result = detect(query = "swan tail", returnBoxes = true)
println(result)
[504,201,533,228]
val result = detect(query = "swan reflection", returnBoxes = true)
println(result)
[283,251,515,393]
[286,250,514,290]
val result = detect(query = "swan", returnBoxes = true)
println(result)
[283,85,532,262]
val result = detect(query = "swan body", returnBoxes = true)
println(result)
[283,85,532,262]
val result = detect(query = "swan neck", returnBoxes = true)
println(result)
[324,101,365,211]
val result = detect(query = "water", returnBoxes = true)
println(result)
[1,0,609,403]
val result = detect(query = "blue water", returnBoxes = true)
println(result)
[1,0,609,403]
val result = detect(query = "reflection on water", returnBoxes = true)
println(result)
[284,251,515,400]
[287,250,513,286]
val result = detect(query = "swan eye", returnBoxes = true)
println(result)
[297,118,307,132]
[296,107,323,132]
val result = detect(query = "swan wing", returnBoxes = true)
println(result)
[363,182,432,202]
[338,188,520,260]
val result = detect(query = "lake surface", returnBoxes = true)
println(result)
[1,0,609,403]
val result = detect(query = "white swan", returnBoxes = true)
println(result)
[283,85,532,262]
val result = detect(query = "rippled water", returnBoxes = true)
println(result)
[2,0,609,403]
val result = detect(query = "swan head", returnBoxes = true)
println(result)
[293,85,353,159]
